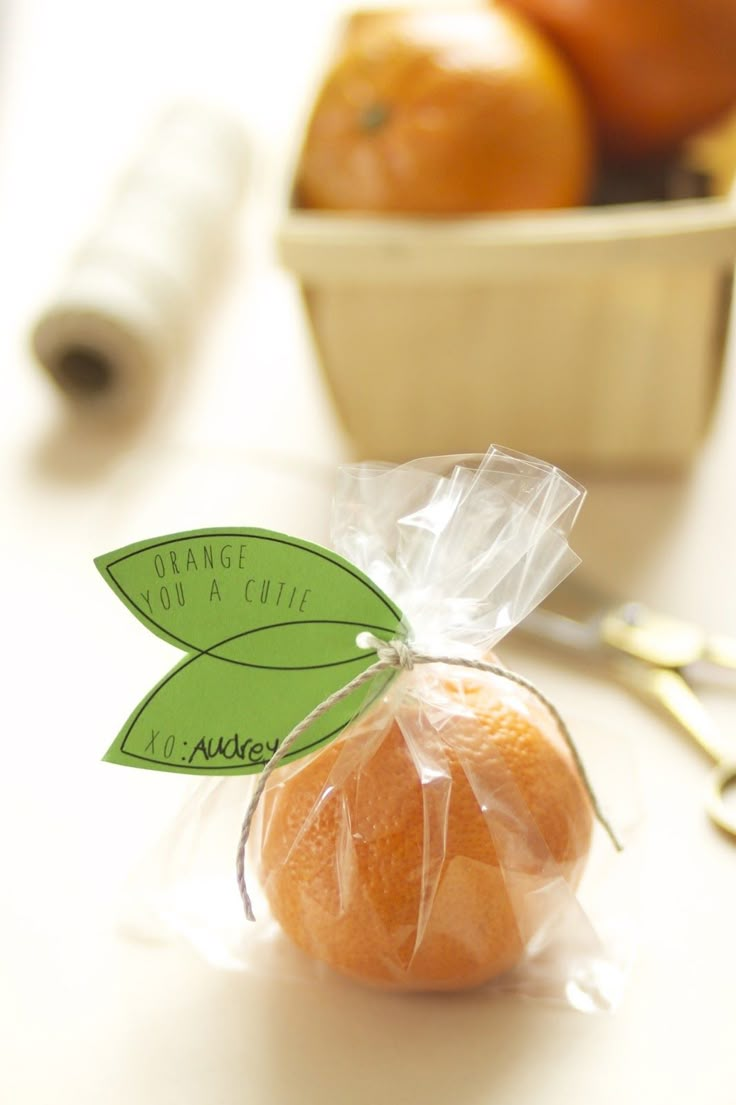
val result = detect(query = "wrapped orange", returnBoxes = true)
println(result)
[259,665,594,990]
[244,448,619,996]
[104,456,630,1010]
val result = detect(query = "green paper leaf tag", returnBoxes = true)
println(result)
[96,528,407,775]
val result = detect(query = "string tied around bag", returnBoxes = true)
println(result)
[235,634,623,922]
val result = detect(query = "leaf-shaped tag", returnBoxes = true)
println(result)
[97,529,406,775]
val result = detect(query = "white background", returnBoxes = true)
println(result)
[2,2,736,1102]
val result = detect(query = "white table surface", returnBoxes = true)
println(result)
[2,2,735,1102]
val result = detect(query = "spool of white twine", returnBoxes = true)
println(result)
[30,102,249,414]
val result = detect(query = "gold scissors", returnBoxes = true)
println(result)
[517,575,736,838]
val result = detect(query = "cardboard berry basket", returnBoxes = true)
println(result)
[278,157,736,472]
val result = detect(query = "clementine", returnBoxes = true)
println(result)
[257,667,594,991]
[294,6,594,214]
[502,0,736,159]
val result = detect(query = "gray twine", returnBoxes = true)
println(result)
[236,635,623,922]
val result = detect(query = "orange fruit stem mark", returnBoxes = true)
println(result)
[295,5,595,215]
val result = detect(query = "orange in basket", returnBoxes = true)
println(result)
[294,5,594,214]
[503,0,736,159]
[258,671,594,991]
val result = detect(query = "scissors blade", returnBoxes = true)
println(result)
[614,658,736,837]
[517,571,622,651]
[533,572,616,625]
[524,573,736,675]
[515,607,606,655]
[613,659,730,764]
[701,633,736,673]
[514,576,613,663]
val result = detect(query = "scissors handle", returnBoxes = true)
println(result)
[707,762,736,838]
[703,633,736,672]
[615,662,736,837]
[619,664,730,763]
[603,604,736,675]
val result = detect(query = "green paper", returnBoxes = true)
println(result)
[96,528,406,775]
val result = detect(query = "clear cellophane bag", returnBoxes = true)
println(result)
[123,447,642,1011]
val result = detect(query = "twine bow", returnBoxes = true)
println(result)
[236,635,623,921]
